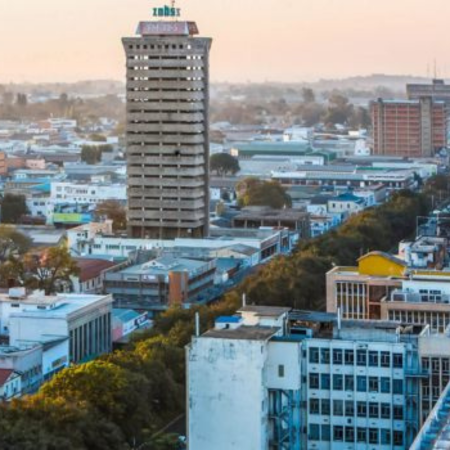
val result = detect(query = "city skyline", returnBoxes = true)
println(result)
[0,0,449,84]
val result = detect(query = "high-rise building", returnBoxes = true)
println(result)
[123,17,212,239]
[371,98,446,157]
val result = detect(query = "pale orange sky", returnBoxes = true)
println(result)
[0,0,448,83]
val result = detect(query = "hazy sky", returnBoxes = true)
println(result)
[0,0,448,83]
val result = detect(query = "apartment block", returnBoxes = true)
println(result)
[123,19,212,239]
[187,306,429,449]
[371,98,447,157]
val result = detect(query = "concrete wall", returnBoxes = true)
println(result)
[188,337,269,450]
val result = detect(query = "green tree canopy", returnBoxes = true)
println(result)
[237,178,292,209]
[22,246,80,294]
[0,226,31,263]
[95,200,127,231]
[0,194,28,224]
[210,153,240,176]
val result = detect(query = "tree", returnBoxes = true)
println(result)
[302,87,316,104]
[210,153,240,176]
[16,93,27,107]
[81,145,101,164]
[0,194,28,224]
[237,178,292,209]
[95,200,127,231]
[0,226,31,263]
[301,103,325,127]
[89,134,107,142]
[23,246,80,295]
[2,91,14,106]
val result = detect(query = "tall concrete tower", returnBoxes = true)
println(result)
[123,11,212,239]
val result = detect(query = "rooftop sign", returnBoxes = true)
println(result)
[153,5,181,18]
[136,21,199,36]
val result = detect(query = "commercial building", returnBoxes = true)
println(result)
[326,248,450,332]
[371,98,447,157]
[187,306,428,449]
[104,255,216,311]
[123,16,212,239]
[0,288,113,364]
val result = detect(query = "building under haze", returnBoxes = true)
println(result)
[407,79,450,106]
[123,18,212,239]
[371,98,447,158]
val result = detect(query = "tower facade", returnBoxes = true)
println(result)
[123,19,212,239]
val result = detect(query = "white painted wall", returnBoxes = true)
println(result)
[188,337,269,450]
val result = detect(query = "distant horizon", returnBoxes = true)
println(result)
[0,72,447,87]
[0,0,449,84]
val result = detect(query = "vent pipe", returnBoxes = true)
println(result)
[195,312,200,337]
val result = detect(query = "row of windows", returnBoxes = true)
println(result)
[309,424,403,445]
[309,373,403,394]
[309,398,404,419]
[128,44,192,51]
[309,347,403,368]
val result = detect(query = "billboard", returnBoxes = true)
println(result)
[53,213,92,225]
[136,21,198,36]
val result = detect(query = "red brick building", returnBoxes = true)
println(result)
[0,152,6,176]
[371,98,447,157]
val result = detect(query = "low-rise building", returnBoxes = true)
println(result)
[327,250,450,332]
[0,344,43,394]
[112,309,151,343]
[272,166,416,192]
[71,258,118,294]
[50,181,126,205]
[104,256,216,312]
[231,207,310,238]
[327,192,365,216]
[0,288,113,364]
[0,369,21,401]
[68,223,293,264]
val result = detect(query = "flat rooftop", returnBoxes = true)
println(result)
[203,326,280,341]
[239,306,291,317]
[5,293,112,319]
[120,256,211,276]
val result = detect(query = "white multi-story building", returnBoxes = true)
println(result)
[67,223,293,265]
[187,306,428,450]
[0,288,113,364]
[50,182,126,204]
